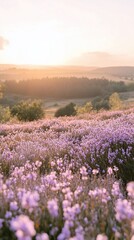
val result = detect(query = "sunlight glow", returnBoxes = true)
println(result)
[1,0,134,66]
[3,26,69,65]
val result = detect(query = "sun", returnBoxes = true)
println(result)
[3,26,68,65]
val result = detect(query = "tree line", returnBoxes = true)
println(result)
[4,77,128,99]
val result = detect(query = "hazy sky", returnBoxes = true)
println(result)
[0,0,134,66]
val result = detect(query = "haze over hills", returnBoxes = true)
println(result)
[90,66,134,76]
[0,65,96,81]
[0,64,96,71]
[0,64,134,82]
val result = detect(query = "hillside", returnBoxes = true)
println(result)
[90,66,134,80]
[1,65,134,84]
[0,108,134,239]
[0,65,96,81]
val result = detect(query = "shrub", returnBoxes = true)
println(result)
[109,92,122,110]
[55,102,76,117]
[76,102,93,115]
[87,140,134,186]
[0,84,4,99]
[0,106,11,123]
[92,97,110,111]
[11,100,44,121]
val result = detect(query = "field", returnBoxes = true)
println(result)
[1,90,134,118]
[0,94,93,118]
[43,92,134,117]
[0,108,134,239]
[44,98,92,118]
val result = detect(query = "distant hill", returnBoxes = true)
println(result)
[0,65,96,81]
[90,66,134,79]
[0,65,134,82]
[0,64,17,70]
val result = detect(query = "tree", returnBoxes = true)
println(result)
[0,83,4,99]
[109,92,122,110]
[76,102,92,114]
[0,106,11,123]
[55,102,76,117]
[11,100,44,121]
[92,97,109,111]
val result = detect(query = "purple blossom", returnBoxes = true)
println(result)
[10,215,36,240]
[47,199,59,218]
[36,233,49,240]
[127,182,134,198]
[115,199,134,222]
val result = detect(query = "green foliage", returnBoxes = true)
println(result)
[0,161,10,177]
[109,92,122,110]
[55,102,76,117]
[91,93,122,111]
[126,82,134,91]
[83,140,134,186]
[0,106,11,123]
[92,96,110,111]
[76,102,93,114]
[5,78,128,99]
[110,80,127,92]
[11,100,44,121]
[0,84,3,99]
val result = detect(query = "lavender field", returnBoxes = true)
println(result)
[0,108,134,240]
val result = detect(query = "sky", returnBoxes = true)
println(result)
[0,0,134,66]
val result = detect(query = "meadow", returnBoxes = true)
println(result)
[0,108,134,240]
[43,92,134,117]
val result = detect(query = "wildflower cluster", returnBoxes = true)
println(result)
[0,108,133,239]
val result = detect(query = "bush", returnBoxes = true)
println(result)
[109,92,122,110]
[11,100,44,121]
[92,93,122,111]
[92,97,110,111]
[0,106,11,123]
[55,102,76,117]
[0,84,4,99]
[76,102,93,115]
[86,140,134,186]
